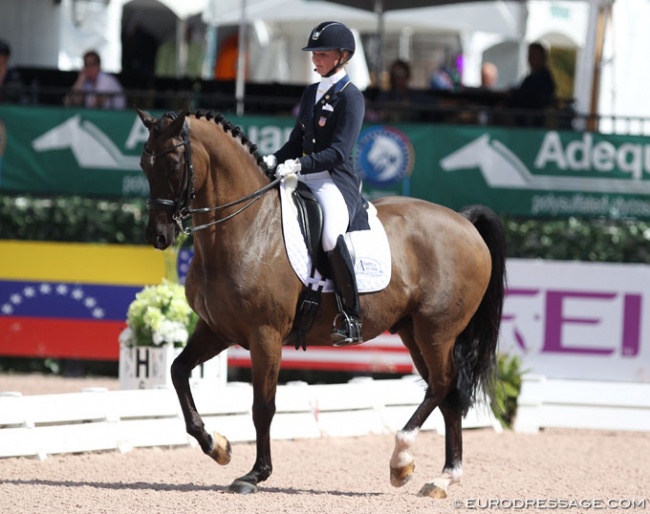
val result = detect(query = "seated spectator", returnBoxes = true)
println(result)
[64,50,126,110]
[429,65,460,92]
[373,59,432,122]
[508,42,556,126]
[0,39,21,103]
[480,62,499,90]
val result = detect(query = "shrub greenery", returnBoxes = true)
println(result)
[3,195,650,262]
[493,354,525,428]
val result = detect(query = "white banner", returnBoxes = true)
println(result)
[502,259,649,383]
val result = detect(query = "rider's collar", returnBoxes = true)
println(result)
[316,69,348,103]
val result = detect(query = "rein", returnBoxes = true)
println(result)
[144,121,281,234]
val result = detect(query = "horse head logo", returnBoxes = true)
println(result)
[355,126,414,188]
[32,115,140,170]
[440,134,530,188]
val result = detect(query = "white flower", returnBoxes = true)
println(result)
[122,279,197,348]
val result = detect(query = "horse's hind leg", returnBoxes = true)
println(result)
[417,399,463,498]
[171,320,231,465]
[389,325,439,488]
[390,325,460,497]
[390,384,436,488]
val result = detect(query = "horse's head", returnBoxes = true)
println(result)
[137,109,192,250]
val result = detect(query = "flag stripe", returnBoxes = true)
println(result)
[0,280,141,321]
[0,241,165,285]
[0,317,124,360]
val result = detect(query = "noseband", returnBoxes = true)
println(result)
[144,120,280,234]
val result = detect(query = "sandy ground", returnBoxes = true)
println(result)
[0,374,648,514]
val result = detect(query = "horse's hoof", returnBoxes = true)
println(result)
[418,483,448,498]
[229,479,258,494]
[390,461,415,487]
[208,432,232,465]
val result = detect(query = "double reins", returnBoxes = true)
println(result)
[144,121,280,234]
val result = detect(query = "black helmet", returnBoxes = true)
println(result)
[302,21,355,56]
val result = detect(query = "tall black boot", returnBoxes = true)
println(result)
[327,235,363,346]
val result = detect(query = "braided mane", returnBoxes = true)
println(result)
[178,109,274,178]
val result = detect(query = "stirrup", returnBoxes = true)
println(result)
[330,312,363,347]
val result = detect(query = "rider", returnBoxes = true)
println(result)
[264,21,368,346]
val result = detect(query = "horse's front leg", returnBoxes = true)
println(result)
[171,321,231,465]
[229,331,283,494]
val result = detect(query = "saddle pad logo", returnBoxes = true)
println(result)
[355,125,414,188]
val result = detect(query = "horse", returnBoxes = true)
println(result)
[136,108,507,498]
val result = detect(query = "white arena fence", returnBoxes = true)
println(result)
[514,375,650,433]
[0,376,500,460]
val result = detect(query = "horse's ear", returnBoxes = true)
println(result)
[137,109,156,130]
[162,111,187,138]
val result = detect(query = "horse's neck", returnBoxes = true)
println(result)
[191,134,281,266]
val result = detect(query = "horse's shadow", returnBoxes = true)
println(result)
[4,479,381,497]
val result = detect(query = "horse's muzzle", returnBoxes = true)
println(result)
[145,220,176,250]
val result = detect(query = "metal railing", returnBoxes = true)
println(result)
[2,83,649,136]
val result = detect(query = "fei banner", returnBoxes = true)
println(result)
[1,105,650,218]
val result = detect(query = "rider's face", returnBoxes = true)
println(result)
[311,50,342,76]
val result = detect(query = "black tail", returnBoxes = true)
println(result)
[451,205,507,415]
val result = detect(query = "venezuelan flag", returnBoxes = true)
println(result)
[0,241,165,360]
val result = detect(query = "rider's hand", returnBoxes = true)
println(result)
[263,154,277,172]
[275,159,301,178]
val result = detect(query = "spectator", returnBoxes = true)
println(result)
[0,39,21,103]
[480,62,499,90]
[508,42,556,126]
[64,50,126,109]
[373,59,432,122]
[429,65,460,91]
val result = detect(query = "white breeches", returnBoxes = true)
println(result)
[299,171,349,252]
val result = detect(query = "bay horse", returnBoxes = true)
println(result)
[136,109,506,498]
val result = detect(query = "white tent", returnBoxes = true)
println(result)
[597,0,650,134]
[204,0,530,92]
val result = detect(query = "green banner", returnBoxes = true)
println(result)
[353,123,650,218]
[0,106,296,198]
[2,105,650,218]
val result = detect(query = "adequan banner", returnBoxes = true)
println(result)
[2,105,650,218]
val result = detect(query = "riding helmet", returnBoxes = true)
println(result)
[302,21,355,56]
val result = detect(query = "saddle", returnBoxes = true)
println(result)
[280,180,391,351]
[291,182,328,278]
[290,182,327,350]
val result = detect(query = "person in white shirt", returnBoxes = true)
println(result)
[64,50,126,110]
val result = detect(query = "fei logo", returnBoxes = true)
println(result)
[354,126,414,188]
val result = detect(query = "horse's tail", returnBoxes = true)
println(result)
[451,205,507,416]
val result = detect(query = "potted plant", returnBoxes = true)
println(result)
[118,279,198,349]
[118,242,227,390]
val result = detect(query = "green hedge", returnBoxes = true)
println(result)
[3,194,650,262]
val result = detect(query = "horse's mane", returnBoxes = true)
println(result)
[167,109,274,179]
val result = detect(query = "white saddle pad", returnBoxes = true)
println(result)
[279,177,391,293]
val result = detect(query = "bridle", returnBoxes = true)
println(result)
[143,121,280,234]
